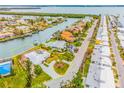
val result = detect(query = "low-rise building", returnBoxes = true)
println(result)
[61,31,75,42]
[45,40,66,49]
[24,50,50,64]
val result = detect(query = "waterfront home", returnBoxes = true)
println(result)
[68,26,82,33]
[33,21,48,30]
[0,32,15,39]
[66,21,85,34]
[16,26,30,33]
[45,40,66,49]
[24,50,50,64]
[16,19,28,25]
[38,21,48,27]
[61,31,75,42]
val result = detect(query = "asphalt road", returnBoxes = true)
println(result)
[110,29,124,88]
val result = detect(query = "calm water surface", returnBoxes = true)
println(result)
[7,7,124,15]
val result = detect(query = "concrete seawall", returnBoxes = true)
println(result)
[0,58,12,63]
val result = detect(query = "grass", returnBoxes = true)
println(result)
[54,62,69,75]
[31,66,51,88]
[45,55,58,64]
[46,38,57,43]
[83,58,91,77]
[59,51,74,62]
[70,41,82,47]
[45,50,74,64]
[45,50,61,64]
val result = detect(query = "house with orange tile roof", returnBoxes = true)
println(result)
[61,31,75,42]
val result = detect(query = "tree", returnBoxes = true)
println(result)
[85,22,92,30]
[28,19,34,25]
[87,47,93,55]
[34,65,42,76]
[25,60,32,88]
[61,72,84,88]
[13,29,24,35]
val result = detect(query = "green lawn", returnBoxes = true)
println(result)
[59,51,74,62]
[83,58,91,77]
[46,38,57,43]
[32,66,51,88]
[54,62,69,75]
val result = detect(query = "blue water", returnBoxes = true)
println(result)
[40,7,124,15]
[6,6,124,15]
[0,62,11,75]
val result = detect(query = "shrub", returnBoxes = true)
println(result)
[59,51,74,61]
[61,71,84,88]
[34,65,42,76]
[73,41,82,47]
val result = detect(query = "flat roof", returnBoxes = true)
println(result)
[45,40,66,49]
[25,50,50,64]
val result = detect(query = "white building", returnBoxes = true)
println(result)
[24,50,50,64]
[45,40,66,49]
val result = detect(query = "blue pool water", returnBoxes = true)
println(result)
[0,62,11,75]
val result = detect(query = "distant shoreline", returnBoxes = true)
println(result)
[1,5,124,8]
[0,11,98,17]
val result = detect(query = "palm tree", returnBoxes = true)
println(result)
[25,60,32,88]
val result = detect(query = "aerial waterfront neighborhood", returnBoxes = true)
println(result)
[0,6,124,88]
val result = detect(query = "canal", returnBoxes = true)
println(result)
[0,18,78,59]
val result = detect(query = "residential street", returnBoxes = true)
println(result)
[110,30,124,88]
[44,20,98,88]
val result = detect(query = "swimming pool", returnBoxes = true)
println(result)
[0,62,11,75]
